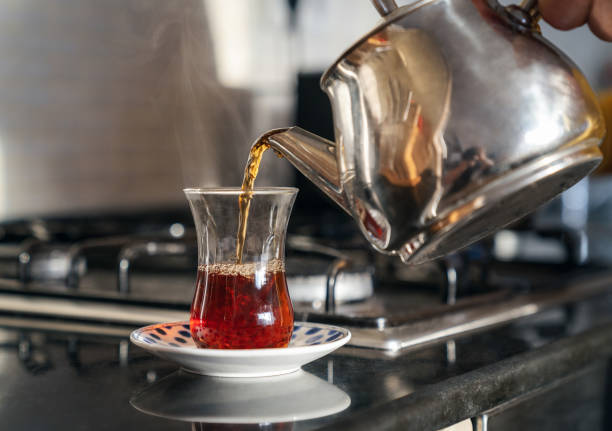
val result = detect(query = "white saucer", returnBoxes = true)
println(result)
[130,369,351,423]
[130,321,351,377]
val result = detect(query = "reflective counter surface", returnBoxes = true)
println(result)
[3,271,612,430]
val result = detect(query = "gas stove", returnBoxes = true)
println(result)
[0,213,611,355]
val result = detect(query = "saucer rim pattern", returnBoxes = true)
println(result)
[130,321,351,357]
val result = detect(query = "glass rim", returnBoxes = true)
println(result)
[183,187,298,195]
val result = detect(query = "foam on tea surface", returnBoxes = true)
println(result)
[198,259,285,277]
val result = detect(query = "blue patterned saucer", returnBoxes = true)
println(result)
[130,321,350,377]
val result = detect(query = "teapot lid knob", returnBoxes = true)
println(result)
[488,0,542,32]
[506,0,541,28]
[370,0,398,16]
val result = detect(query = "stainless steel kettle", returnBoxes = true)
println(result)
[266,0,605,265]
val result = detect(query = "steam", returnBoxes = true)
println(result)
[149,0,251,188]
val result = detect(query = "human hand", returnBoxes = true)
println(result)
[539,0,612,41]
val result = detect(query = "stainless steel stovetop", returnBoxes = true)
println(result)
[1,216,611,355]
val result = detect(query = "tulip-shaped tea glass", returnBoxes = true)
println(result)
[184,187,298,349]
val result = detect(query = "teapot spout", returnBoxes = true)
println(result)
[266,127,350,214]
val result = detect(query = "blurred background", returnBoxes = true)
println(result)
[2,5,612,426]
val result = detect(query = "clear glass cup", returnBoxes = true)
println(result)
[184,187,298,349]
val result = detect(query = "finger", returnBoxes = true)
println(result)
[589,0,612,41]
[539,0,593,30]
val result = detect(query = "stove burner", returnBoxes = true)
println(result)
[0,218,375,313]
[0,215,599,353]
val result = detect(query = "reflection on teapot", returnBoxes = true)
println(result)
[264,0,604,265]
[130,369,351,426]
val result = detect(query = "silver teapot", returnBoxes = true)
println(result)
[266,0,605,265]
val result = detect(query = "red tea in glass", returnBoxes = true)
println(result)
[190,260,294,349]
[184,181,297,350]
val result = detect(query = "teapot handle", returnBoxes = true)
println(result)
[372,0,541,31]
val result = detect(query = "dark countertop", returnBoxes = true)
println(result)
[3,283,612,430]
